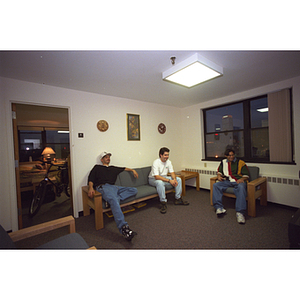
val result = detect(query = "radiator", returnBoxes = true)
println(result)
[184,168,300,208]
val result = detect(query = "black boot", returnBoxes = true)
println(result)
[160,202,167,214]
[121,225,137,241]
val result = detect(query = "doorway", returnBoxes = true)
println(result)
[12,103,72,229]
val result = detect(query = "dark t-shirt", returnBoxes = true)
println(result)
[88,165,125,188]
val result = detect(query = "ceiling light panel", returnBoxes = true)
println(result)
[162,53,223,88]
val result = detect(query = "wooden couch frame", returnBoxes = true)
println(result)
[82,186,174,230]
[9,215,95,249]
[210,176,267,217]
[9,215,76,242]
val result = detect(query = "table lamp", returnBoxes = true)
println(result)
[42,147,55,162]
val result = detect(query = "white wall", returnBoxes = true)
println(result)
[181,76,300,208]
[2,75,300,231]
[0,77,182,231]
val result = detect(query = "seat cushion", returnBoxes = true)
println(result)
[225,187,235,194]
[0,225,16,249]
[102,166,174,208]
[130,184,158,199]
[37,233,89,249]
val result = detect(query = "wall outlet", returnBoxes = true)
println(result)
[78,133,84,138]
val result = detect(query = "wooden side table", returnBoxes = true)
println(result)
[174,170,200,196]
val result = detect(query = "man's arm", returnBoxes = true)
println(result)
[154,172,178,187]
[237,162,249,184]
[216,161,224,181]
[125,168,139,178]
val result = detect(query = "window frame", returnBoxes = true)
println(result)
[202,90,294,164]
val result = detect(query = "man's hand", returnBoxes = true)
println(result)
[125,168,139,178]
[217,174,225,181]
[236,178,246,184]
[88,187,95,198]
[169,178,178,187]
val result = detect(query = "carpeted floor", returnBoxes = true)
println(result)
[15,187,298,250]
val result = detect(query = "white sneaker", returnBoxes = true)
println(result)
[216,207,226,215]
[236,212,245,224]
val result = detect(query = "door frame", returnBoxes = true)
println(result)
[11,102,72,229]
[12,103,23,228]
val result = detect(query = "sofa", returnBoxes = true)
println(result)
[82,166,174,230]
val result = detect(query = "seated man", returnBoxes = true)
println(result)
[148,147,189,214]
[87,151,138,241]
[212,149,249,224]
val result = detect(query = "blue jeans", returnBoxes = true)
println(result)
[96,184,137,232]
[212,180,247,214]
[148,176,182,203]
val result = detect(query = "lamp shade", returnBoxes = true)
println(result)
[42,147,55,156]
[162,53,223,88]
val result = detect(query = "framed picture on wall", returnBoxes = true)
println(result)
[127,113,140,141]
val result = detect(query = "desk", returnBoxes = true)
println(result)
[175,170,200,196]
[20,168,58,193]
[20,170,46,192]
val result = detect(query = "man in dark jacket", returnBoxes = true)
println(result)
[212,149,249,224]
[88,151,138,241]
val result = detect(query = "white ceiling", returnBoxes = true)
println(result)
[1,50,300,108]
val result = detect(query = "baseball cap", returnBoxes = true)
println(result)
[99,151,112,160]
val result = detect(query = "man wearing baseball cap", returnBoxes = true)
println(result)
[88,151,138,241]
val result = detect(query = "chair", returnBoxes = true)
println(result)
[0,216,93,249]
[210,166,267,217]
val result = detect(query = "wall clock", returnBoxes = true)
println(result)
[158,123,166,134]
[97,120,109,132]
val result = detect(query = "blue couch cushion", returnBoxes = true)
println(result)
[141,166,152,182]
[125,185,157,201]
[0,225,16,249]
[118,168,147,187]
[115,176,121,186]
[37,233,89,249]
[248,166,259,182]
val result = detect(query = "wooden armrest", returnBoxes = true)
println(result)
[82,185,102,197]
[9,215,76,242]
[247,176,266,188]
[210,176,218,182]
[87,246,97,250]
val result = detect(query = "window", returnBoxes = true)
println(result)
[45,129,70,159]
[18,127,70,162]
[203,88,293,163]
[205,102,244,158]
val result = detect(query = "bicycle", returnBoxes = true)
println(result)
[29,160,70,217]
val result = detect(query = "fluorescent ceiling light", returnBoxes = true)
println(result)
[257,108,269,112]
[162,53,223,88]
[58,130,69,133]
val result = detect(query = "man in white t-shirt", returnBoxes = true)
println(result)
[149,147,189,214]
